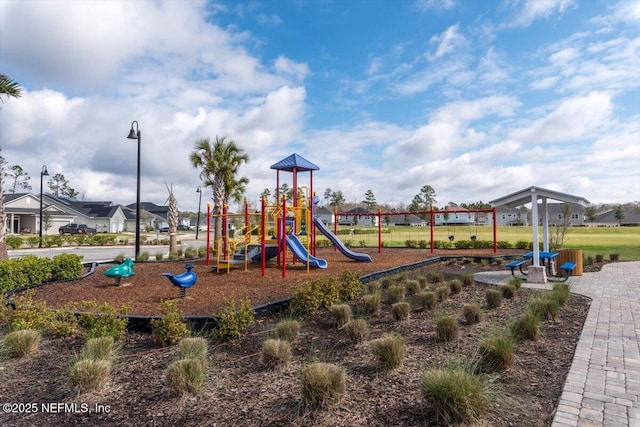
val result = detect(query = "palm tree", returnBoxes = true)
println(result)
[0,76,22,260]
[190,136,249,244]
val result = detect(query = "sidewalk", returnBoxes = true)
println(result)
[475,262,640,426]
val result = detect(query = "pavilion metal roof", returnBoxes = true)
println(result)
[489,186,590,209]
[270,153,319,172]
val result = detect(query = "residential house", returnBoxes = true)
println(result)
[386,213,427,226]
[494,207,530,226]
[315,206,334,225]
[337,207,378,227]
[545,203,587,227]
[593,206,640,227]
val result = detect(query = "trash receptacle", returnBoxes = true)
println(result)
[556,249,583,276]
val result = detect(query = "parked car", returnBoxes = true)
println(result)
[159,224,191,232]
[58,224,97,235]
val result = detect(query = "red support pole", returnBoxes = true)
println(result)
[206,203,211,266]
[375,211,380,253]
[222,204,228,260]
[244,199,249,234]
[261,196,266,277]
[493,207,498,253]
[430,206,434,254]
[282,195,287,279]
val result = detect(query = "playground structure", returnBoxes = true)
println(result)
[104,257,135,286]
[208,154,372,278]
[162,263,197,299]
[205,153,498,278]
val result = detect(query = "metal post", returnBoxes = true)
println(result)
[196,186,202,240]
[39,165,49,248]
[127,121,141,259]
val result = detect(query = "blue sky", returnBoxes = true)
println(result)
[0,0,638,212]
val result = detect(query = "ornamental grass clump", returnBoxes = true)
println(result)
[386,285,405,304]
[391,302,410,321]
[344,318,369,344]
[436,316,458,342]
[501,283,517,299]
[416,291,437,311]
[80,336,115,361]
[2,329,40,357]
[69,359,111,395]
[362,293,381,315]
[462,304,484,325]
[276,319,301,342]
[405,280,421,296]
[509,312,541,341]
[526,296,559,321]
[552,282,571,307]
[478,329,516,372]
[179,337,208,361]
[506,276,522,290]
[462,273,475,287]
[429,271,445,284]
[436,285,450,302]
[262,338,292,369]
[420,367,490,425]
[448,279,462,295]
[370,334,405,370]
[485,289,502,309]
[330,304,352,327]
[299,362,346,409]
[164,358,206,396]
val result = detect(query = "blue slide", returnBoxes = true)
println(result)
[313,216,372,263]
[286,234,328,269]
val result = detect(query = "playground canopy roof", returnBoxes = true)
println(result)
[270,153,320,172]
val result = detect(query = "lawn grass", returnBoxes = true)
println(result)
[317,225,640,261]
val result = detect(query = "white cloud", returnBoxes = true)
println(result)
[428,24,465,61]
[509,0,576,28]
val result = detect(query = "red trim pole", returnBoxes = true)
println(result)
[310,174,315,256]
[430,206,434,254]
[261,196,266,277]
[244,199,249,234]
[282,195,287,279]
[493,207,498,253]
[375,210,380,253]
[206,203,211,266]
[333,209,338,252]
[222,204,228,260]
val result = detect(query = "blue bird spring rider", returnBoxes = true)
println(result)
[162,263,197,299]
[104,257,135,286]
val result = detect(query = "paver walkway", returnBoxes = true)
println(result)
[475,261,640,427]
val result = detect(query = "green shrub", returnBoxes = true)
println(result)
[420,367,490,425]
[6,235,23,249]
[2,329,41,357]
[595,254,604,263]
[405,280,421,296]
[164,358,206,396]
[179,337,209,361]
[151,300,189,347]
[78,301,129,340]
[69,359,111,395]
[370,334,405,369]
[462,304,483,325]
[299,362,346,409]
[339,270,364,301]
[391,302,410,321]
[26,236,39,248]
[436,285,450,302]
[137,252,150,261]
[290,277,340,315]
[485,289,502,309]
[416,291,436,310]
[526,296,559,321]
[462,273,474,287]
[386,285,405,304]
[0,255,53,293]
[212,297,254,340]
[184,248,197,259]
[197,246,207,258]
[501,284,517,299]
[344,318,369,343]
[405,239,417,248]
[80,336,115,361]
[609,253,619,262]
[478,329,516,372]
[5,293,77,337]
[155,251,164,261]
[436,316,458,342]
[50,253,83,281]
[262,338,292,369]
[362,293,381,315]
[330,304,352,327]
[509,312,540,341]
[448,279,462,294]
[276,319,301,342]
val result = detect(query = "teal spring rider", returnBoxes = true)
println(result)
[104,258,135,286]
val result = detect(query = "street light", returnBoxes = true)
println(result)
[126,120,141,259]
[39,165,49,248]
[196,186,202,240]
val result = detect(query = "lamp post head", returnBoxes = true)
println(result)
[197,186,201,193]
[127,120,140,139]
[41,165,49,176]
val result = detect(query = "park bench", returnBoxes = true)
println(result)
[506,259,527,278]
[549,262,576,283]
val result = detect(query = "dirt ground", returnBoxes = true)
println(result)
[0,248,591,426]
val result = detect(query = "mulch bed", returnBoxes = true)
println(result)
[1,247,592,426]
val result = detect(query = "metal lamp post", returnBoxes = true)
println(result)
[126,120,141,259]
[39,165,49,248]
[196,186,202,240]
